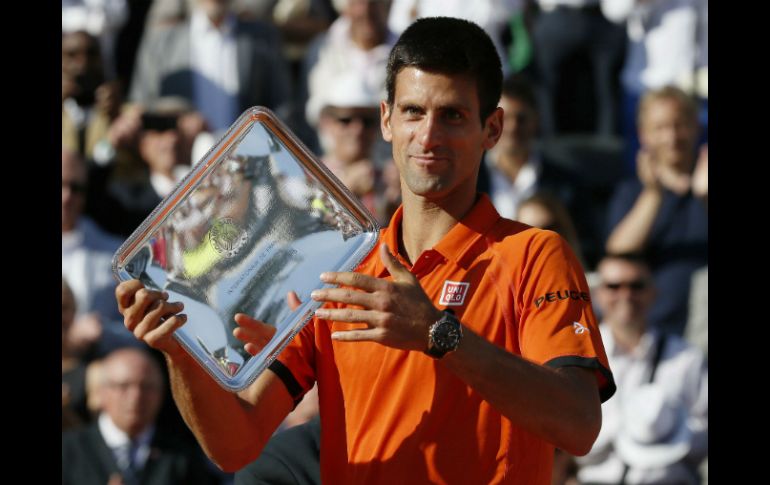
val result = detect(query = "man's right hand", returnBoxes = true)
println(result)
[115,280,187,355]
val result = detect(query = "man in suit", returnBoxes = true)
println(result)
[129,0,292,133]
[62,347,215,485]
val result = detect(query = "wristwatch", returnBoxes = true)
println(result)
[425,309,463,359]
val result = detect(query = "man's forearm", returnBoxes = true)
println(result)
[606,188,664,254]
[164,349,292,471]
[442,327,602,456]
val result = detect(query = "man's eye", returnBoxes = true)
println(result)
[444,110,463,121]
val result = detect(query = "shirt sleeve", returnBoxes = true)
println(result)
[515,230,616,403]
[270,318,318,407]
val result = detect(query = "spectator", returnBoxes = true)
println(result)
[605,86,707,336]
[576,253,707,484]
[477,74,578,220]
[130,0,292,133]
[62,348,217,485]
[62,147,136,358]
[316,71,400,223]
[516,192,585,269]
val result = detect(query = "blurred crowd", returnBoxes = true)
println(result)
[62,0,707,484]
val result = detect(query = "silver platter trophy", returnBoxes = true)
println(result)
[112,107,380,391]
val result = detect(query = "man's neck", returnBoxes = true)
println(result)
[609,322,645,353]
[397,186,477,264]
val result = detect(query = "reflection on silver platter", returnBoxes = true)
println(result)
[113,107,380,391]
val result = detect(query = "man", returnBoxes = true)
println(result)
[129,0,292,133]
[316,70,400,224]
[62,30,123,161]
[116,17,615,484]
[576,253,707,484]
[62,148,136,358]
[477,74,577,221]
[605,85,708,336]
[62,348,215,485]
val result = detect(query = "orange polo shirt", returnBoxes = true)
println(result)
[272,193,615,484]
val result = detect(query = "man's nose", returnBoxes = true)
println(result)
[416,115,444,150]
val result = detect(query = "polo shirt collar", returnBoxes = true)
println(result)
[373,193,501,277]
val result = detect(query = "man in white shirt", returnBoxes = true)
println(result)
[577,253,707,484]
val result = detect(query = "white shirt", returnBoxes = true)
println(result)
[484,151,541,219]
[601,0,699,94]
[98,413,155,471]
[305,16,396,126]
[190,9,240,131]
[577,324,708,484]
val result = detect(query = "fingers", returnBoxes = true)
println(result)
[133,299,185,340]
[320,270,389,292]
[142,313,188,349]
[379,244,415,283]
[331,328,384,342]
[314,307,384,326]
[287,291,302,311]
[233,313,278,355]
[115,280,152,314]
[122,286,169,331]
[310,287,381,309]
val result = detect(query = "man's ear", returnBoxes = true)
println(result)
[483,107,504,150]
[381,101,393,143]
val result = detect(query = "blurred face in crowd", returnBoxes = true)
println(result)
[517,201,555,231]
[320,106,380,163]
[639,97,699,173]
[198,0,233,21]
[62,149,87,232]
[138,114,183,177]
[346,0,391,49]
[596,257,656,332]
[497,95,538,157]
[62,31,103,104]
[100,350,164,438]
[381,68,502,201]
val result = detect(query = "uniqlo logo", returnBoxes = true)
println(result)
[439,280,470,306]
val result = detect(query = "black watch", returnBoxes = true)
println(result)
[425,309,463,359]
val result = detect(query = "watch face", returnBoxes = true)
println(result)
[433,321,461,352]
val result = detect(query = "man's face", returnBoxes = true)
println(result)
[347,0,390,44]
[320,107,380,163]
[62,32,103,102]
[381,68,502,201]
[498,95,538,155]
[639,98,698,171]
[596,258,656,330]
[138,118,182,176]
[62,151,87,232]
[100,353,163,438]
[517,202,555,231]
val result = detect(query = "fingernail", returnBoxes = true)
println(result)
[315,308,329,318]
[178,314,187,321]
[176,302,185,310]
[320,273,331,282]
[310,290,322,300]
[162,291,169,299]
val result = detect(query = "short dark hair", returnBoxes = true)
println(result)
[501,74,538,112]
[386,17,503,124]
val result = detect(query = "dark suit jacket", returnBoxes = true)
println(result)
[129,15,292,120]
[62,423,216,485]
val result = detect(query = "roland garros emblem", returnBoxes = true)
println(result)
[209,218,247,258]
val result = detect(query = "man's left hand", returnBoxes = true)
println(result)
[311,243,443,352]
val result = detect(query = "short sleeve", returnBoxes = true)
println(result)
[515,230,616,402]
[270,319,318,407]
